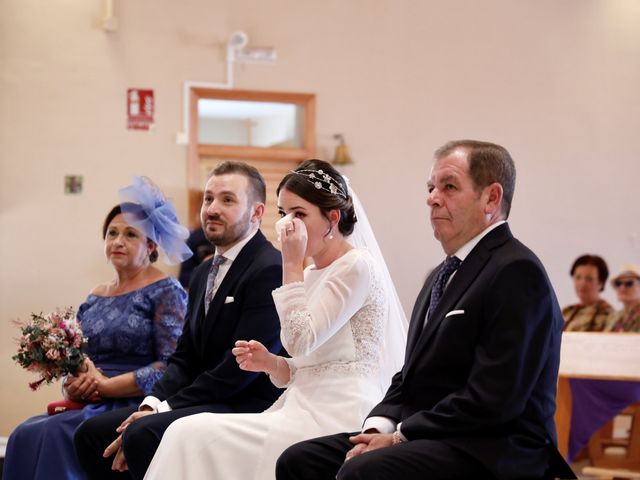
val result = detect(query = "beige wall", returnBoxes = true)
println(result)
[1,0,639,436]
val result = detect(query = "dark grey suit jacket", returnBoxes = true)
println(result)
[369,223,575,479]
[150,230,284,412]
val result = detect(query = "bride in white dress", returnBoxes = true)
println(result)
[144,160,407,480]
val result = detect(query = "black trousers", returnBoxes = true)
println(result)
[74,403,234,480]
[275,432,496,480]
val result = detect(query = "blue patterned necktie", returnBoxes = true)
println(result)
[204,255,226,315]
[428,256,461,319]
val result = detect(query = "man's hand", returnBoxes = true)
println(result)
[344,432,395,462]
[115,408,155,435]
[103,408,155,471]
[111,442,128,472]
[104,433,123,459]
[103,434,128,471]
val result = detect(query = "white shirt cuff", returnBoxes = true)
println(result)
[140,396,161,412]
[396,421,408,442]
[157,400,172,413]
[362,416,396,434]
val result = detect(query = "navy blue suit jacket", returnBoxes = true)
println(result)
[151,230,284,411]
[369,224,574,479]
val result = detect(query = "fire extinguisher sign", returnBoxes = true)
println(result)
[127,89,154,130]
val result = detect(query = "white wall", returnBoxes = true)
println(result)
[199,117,248,145]
[1,0,639,436]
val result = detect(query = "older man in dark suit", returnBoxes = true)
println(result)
[276,140,575,480]
[74,161,284,479]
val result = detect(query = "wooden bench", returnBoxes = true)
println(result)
[587,401,640,470]
[556,332,640,458]
[556,332,640,479]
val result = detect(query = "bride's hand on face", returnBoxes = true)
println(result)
[280,218,307,268]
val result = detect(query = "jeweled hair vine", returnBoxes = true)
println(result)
[289,169,348,200]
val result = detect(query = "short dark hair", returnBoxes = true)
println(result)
[570,254,609,291]
[435,140,516,219]
[277,159,357,236]
[210,161,266,204]
[102,204,158,263]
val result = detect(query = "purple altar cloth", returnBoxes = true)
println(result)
[568,378,640,461]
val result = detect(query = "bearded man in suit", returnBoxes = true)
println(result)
[276,140,575,480]
[74,161,284,479]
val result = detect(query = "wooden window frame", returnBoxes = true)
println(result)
[186,87,316,230]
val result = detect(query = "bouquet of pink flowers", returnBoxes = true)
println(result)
[12,307,88,391]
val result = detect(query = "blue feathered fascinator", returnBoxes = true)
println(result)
[118,176,193,265]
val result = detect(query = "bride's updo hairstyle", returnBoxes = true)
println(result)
[277,159,357,237]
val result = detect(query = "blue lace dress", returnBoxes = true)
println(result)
[3,277,186,480]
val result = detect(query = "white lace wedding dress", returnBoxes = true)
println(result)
[144,248,390,480]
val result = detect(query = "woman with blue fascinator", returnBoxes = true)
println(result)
[4,177,191,480]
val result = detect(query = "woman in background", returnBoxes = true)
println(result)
[605,264,640,332]
[143,160,407,480]
[3,177,191,480]
[562,254,613,331]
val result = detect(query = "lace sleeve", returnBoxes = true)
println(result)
[272,250,372,357]
[134,280,187,394]
[269,357,297,388]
